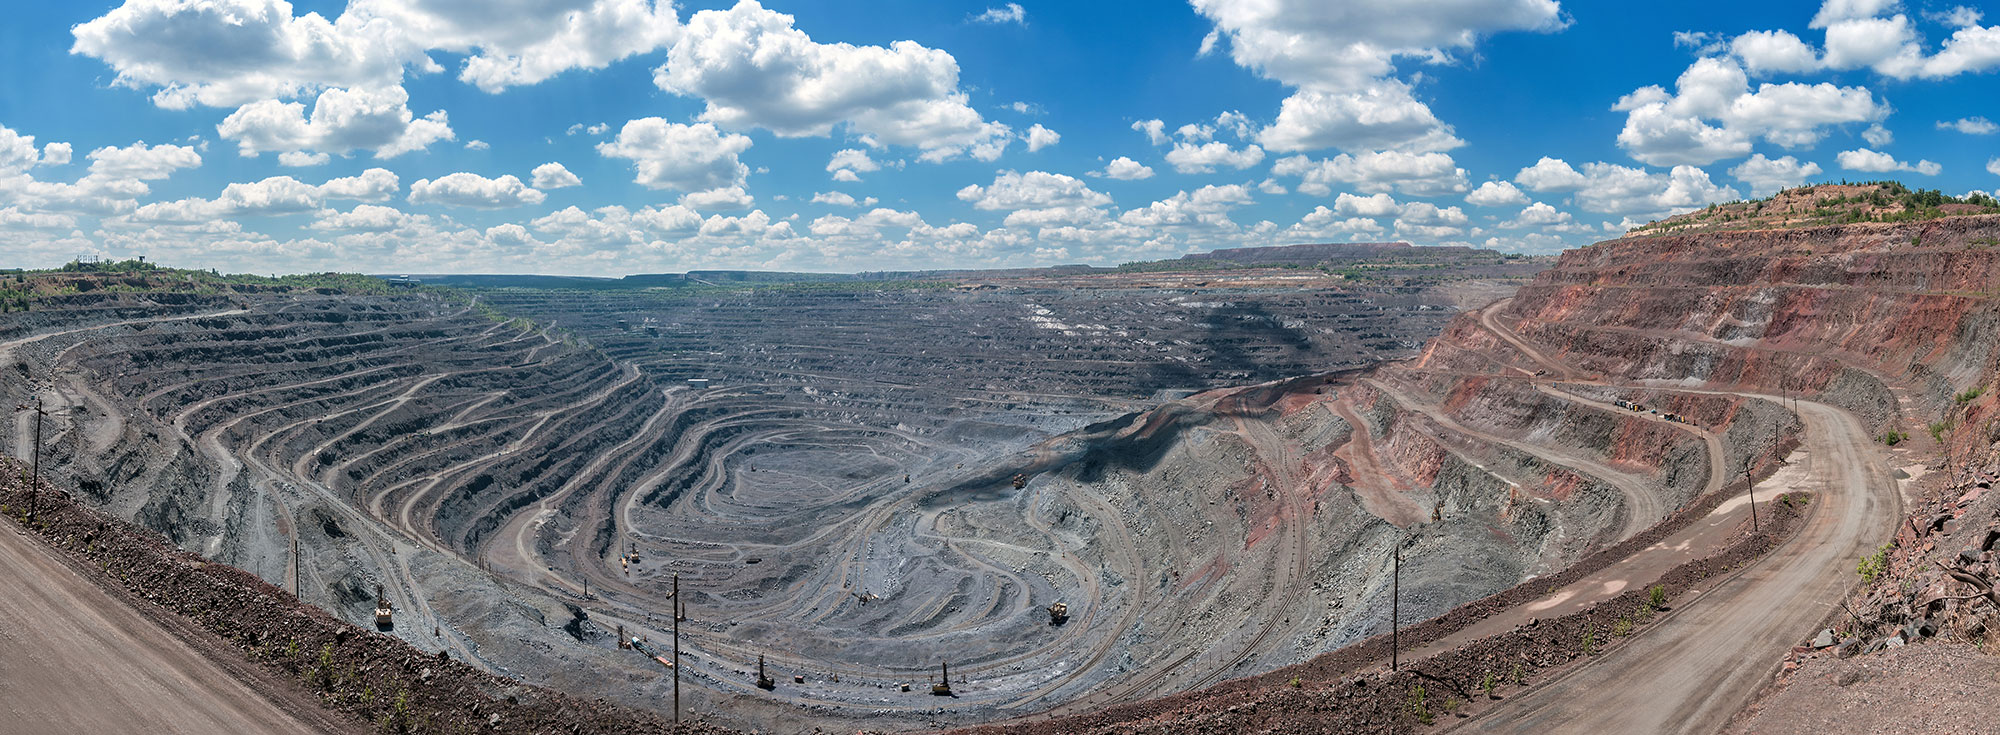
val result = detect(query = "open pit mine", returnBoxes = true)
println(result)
[10,188,2000,734]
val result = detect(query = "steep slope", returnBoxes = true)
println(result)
[976,194,1998,734]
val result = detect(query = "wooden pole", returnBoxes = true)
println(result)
[27,397,43,521]
[1744,454,1759,532]
[1391,538,1400,672]
[673,573,680,724]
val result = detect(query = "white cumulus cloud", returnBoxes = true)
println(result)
[1940,117,1999,134]
[1273,149,1468,196]
[531,162,582,189]
[216,86,453,159]
[407,172,547,208]
[1025,124,1060,152]
[1730,30,1820,74]
[1513,157,1739,218]
[1835,148,1941,175]
[86,141,202,180]
[1334,192,1399,217]
[971,3,1025,25]
[957,170,1112,210]
[1728,154,1823,197]
[69,0,686,107]
[1132,119,1168,145]
[827,148,884,181]
[278,151,329,167]
[1090,156,1154,180]
[1164,141,1265,174]
[1610,56,1884,166]
[1192,0,1563,152]
[679,186,754,211]
[1465,180,1529,207]
[596,118,752,192]
[653,1,1010,162]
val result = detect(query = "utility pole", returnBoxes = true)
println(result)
[1391,536,1401,672]
[14,398,46,522]
[673,572,681,724]
[1742,454,1759,532]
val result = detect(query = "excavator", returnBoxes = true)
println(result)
[373,584,394,631]
[1047,601,1068,625]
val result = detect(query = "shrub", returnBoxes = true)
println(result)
[1882,430,1906,445]
[1287,676,1301,688]
[1858,543,1891,584]
[1957,386,1986,404]
[391,688,412,733]
[314,642,334,689]
[1481,672,1497,699]
[1612,617,1634,637]
[1648,584,1667,610]
[1408,684,1433,725]
[1581,629,1597,655]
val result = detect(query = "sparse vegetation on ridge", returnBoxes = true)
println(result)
[1628,182,2000,236]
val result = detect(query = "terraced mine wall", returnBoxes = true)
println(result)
[1,276,1540,732]
[1504,215,2000,423]
[27,212,2000,734]
[967,213,2000,732]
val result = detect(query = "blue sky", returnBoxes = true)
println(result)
[1,0,1997,276]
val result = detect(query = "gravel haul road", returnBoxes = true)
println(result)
[0,519,353,735]
[1463,398,1900,734]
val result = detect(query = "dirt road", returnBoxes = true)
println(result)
[1476,298,1578,380]
[1460,398,1899,734]
[0,520,354,735]
[1365,378,1669,540]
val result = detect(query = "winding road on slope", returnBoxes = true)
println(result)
[1363,377,1671,540]
[1456,303,1902,734]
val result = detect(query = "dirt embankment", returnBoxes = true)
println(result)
[1727,430,2000,735]
[0,459,738,735]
